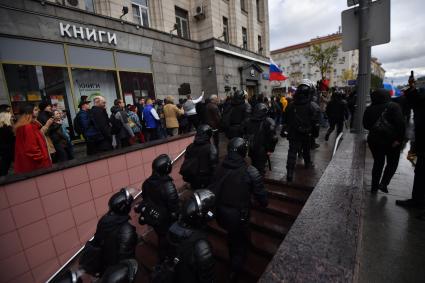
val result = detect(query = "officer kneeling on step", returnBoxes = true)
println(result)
[151,189,216,283]
[211,137,268,282]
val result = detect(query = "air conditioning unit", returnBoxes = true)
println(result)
[194,5,205,20]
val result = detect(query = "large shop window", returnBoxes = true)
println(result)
[3,64,76,137]
[70,69,120,118]
[119,72,155,105]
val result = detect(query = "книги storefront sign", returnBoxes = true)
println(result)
[59,22,117,45]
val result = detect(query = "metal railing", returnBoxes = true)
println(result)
[46,149,186,283]
[332,132,344,157]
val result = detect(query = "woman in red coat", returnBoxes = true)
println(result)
[14,104,52,174]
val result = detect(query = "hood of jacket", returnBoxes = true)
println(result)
[110,105,121,114]
[97,213,130,234]
[231,96,245,106]
[194,131,211,145]
[222,152,247,169]
[371,89,391,105]
[144,173,173,188]
[293,92,310,105]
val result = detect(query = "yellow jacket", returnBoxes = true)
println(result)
[163,103,184,128]
[280,97,288,112]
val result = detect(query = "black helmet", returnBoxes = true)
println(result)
[152,154,172,176]
[108,188,134,215]
[233,90,245,100]
[181,189,215,227]
[196,124,213,138]
[227,137,248,157]
[254,103,268,117]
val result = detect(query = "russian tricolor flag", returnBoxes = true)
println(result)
[269,59,287,81]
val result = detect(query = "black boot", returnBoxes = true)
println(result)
[287,170,294,182]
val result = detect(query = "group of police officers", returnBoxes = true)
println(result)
[55,80,321,283]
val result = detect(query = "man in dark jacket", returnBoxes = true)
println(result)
[180,124,218,190]
[285,83,320,182]
[76,99,102,155]
[110,99,134,149]
[212,138,268,281]
[164,189,215,283]
[140,154,179,260]
[396,74,425,208]
[363,89,405,193]
[242,103,278,176]
[325,91,348,141]
[85,189,137,276]
[205,95,221,154]
[222,90,250,139]
[91,96,113,151]
[37,101,53,125]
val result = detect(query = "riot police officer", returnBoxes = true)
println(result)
[81,188,137,276]
[242,103,278,176]
[180,124,218,190]
[285,82,320,182]
[53,259,138,283]
[140,154,179,260]
[158,189,216,283]
[222,90,251,139]
[212,138,268,281]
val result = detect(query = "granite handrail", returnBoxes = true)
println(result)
[259,133,366,282]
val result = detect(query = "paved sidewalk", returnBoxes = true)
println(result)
[357,145,425,283]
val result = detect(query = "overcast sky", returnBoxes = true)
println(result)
[269,0,425,85]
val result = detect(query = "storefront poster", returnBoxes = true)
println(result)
[10,92,26,102]
[27,91,42,101]
[71,69,119,115]
[124,93,134,105]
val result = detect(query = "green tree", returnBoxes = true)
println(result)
[306,44,339,80]
[371,74,383,90]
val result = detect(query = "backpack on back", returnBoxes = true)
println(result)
[179,143,210,183]
[110,113,122,135]
[370,105,397,145]
[73,112,83,136]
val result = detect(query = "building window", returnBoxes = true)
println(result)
[242,27,248,49]
[256,0,261,21]
[175,6,190,39]
[132,0,150,27]
[258,35,262,53]
[223,17,229,43]
[241,0,247,12]
[85,0,95,12]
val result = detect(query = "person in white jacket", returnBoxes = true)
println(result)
[183,91,204,131]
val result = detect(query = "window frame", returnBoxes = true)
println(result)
[241,0,248,13]
[132,0,150,28]
[223,17,229,43]
[242,27,248,49]
[175,6,190,39]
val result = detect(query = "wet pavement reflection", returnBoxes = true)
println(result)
[357,145,425,283]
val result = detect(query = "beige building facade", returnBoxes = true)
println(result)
[371,57,386,80]
[48,0,270,56]
[271,33,360,89]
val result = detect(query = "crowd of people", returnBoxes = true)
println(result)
[14,71,423,283]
